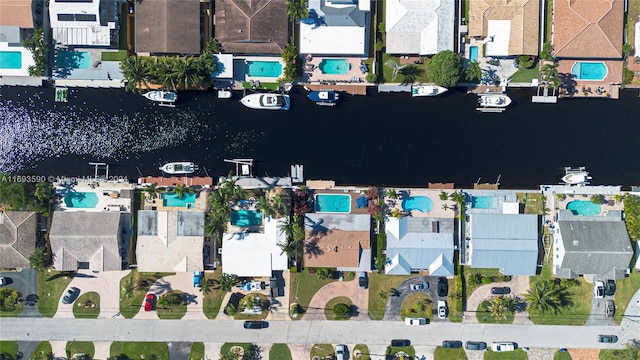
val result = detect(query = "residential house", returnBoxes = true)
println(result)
[49,212,124,271]
[0,0,39,76]
[553,210,632,279]
[385,0,455,56]
[49,0,119,47]
[385,216,454,276]
[136,210,205,272]
[0,211,37,269]
[215,0,288,54]
[468,0,540,56]
[299,0,370,56]
[135,0,200,55]
[304,213,371,271]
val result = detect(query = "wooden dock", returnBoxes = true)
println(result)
[304,83,367,96]
[138,176,214,187]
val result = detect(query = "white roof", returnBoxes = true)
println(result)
[386,0,455,55]
[635,22,640,57]
[222,217,288,277]
[486,20,511,57]
[213,54,233,79]
[49,0,113,46]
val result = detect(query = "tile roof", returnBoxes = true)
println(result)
[135,0,200,54]
[0,211,36,268]
[0,0,34,28]
[304,213,370,268]
[553,0,623,58]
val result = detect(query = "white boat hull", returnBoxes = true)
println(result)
[159,162,196,174]
[240,93,290,110]
[412,84,448,97]
[143,90,177,103]
[478,93,512,108]
[562,172,591,185]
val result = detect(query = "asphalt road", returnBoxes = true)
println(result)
[0,318,636,350]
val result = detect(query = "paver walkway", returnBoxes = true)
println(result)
[134,272,206,320]
[204,342,223,360]
[94,342,111,360]
[301,278,369,320]
[50,341,66,360]
[54,270,129,319]
[463,276,531,324]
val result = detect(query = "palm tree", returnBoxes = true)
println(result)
[257,195,275,218]
[439,191,448,201]
[385,59,407,81]
[399,65,424,84]
[525,281,562,314]
[120,55,150,93]
[286,0,308,22]
[156,295,169,310]
[386,189,397,199]
[271,193,287,216]
[173,55,205,90]
[487,298,509,320]
[143,183,165,200]
[173,184,194,199]
[121,278,134,299]
[442,204,449,211]
[218,273,237,292]
[199,278,212,295]
[449,191,465,206]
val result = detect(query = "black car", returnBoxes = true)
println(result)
[465,341,487,350]
[391,339,411,347]
[243,320,268,329]
[605,279,616,296]
[597,335,618,343]
[437,277,448,297]
[491,287,511,295]
[442,340,463,349]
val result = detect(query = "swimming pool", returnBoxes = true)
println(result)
[245,61,283,77]
[230,209,263,227]
[315,194,351,213]
[161,192,197,207]
[571,62,607,81]
[472,196,497,209]
[566,200,601,216]
[319,59,350,75]
[469,46,478,62]
[402,196,434,213]
[64,192,99,208]
[0,51,22,69]
[56,51,92,69]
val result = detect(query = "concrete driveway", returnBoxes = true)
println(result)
[463,276,531,324]
[134,272,206,320]
[54,269,129,319]
[586,281,616,326]
[0,268,40,317]
[382,276,441,322]
[301,278,369,320]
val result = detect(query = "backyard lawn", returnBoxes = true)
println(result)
[73,291,100,319]
[289,270,337,319]
[434,346,468,360]
[37,270,76,318]
[119,270,174,319]
[269,344,292,360]
[368,273,410,320]
[613,271,640,324]
[203,269,226,319]
[381,53,430,84]
[516,193,546,215]
[101,50,128,62]
[65,342,94,359]
[509,64,539,83]
[188,343,204,360]
[110,342,169,360]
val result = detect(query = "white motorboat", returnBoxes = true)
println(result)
[562,167,592,185]
[143,90,177,106]
[240,93,290,110]
[159,162,197,175]
[308,90,339,106]
[411,84,448,97]
[478,93,512,108]
[218,89,232,99]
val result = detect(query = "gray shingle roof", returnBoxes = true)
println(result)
[0,211,37,268]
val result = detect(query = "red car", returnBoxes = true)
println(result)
[144,294,155,311]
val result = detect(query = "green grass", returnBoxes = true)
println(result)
[368,273,410,320]
[189,342,204,360]
[528,268,591,325]
[476,300,514,324]
[110,342,169,360]
[544,0,553,42]
[65,341,94,359]
[324,296,354,320]
[30,342,52,360]
[614,271,640,324]
[352,344,370,360]
[269,344,292,360]
[156,290,187,319]
[310,344,334,360]
[0,341,19,360]
[554,349,572,360]
[0,287,23,317]
[509,64,539,83]
[600,347,640,359]
[119,270,175,319]
[516,193,546,215]
[434,347,468,360]
[289,270,336,320]
[385,346,415,360]
[381,53,430,84]
[203,269,226,319]
[233,293,269,320]
[465,268,504,301]
[37,270,75,317]
[484,349,528,360]
[220,343,256,359]
[102,50,128,62]
[400,293,433,320]
[73,291,100,319]
[241,82,280,91]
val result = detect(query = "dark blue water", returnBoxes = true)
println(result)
[2,86,639,188]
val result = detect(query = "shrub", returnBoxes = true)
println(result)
[333,303,350,319]
[468,273,482,285]
[518,55,535,69]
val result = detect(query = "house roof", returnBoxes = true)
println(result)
[221,216,288,277]
[468,0,540,56]
[470,213,539,275]
[0,0,34,28]
[385,217,454,276]
[556,219,632,278]
[553,0,623,58]
[136,211,204,272]
[49,212,122,271]
[385,0,455,55]
[49,0,117,46]
[0,211,36,268]
[135,0,200,54]
[215,0,288,55]
[304,213,370,268]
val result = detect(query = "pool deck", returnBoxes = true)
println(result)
[311,189,370,215]
[238,56,286,83]
[384,188,456,219]
[303,56,366,83]
[54,181,134,212]
[138,176,214,187]
[144,189,208,211]
[304,83,367,96]
[556,59,622,99]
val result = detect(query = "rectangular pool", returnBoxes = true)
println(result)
[162,192,197,207]
[245,61,283,77]
[64,192,99,208]
[315,194,351,213]
[571,61,607,81]
[231,209,263,226]
[319,59,350,75]
[469,46,478,62]
[0,51,22,69]
[472,196,497,209]
[56,51,92,69]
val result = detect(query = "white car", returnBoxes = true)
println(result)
[594,281,605,298]
[335,344,347,360]
[404,317,427,326]
[491,342,516,352]
[437,300,448,319]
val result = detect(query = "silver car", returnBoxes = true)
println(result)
[605,300,615,318]
[335,344,347,360]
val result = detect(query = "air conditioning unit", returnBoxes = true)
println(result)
[218,248,223,254]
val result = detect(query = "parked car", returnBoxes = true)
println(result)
[594,281,605,298]
[61,287,80,304]
[597,335,618,343]
[0,277,10,287]
[404,317,428,326]
[491,287,511,295]
[442,340,463,349]
[358,272,367,290]
[243,320,268,329]
[437,300,448,319]
[437,277,448,297]
[605,279,616,296]
[193,271,204,287]
[391,339,411,347]
[605,300,615,318]
[465,341,487,350]
[335,344,347,360]
[491,342,516,352]
[410,282,429,291]
[144,293,155,312]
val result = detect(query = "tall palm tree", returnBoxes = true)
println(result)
[525,281,562,314]
[173,56,204,90]
[286,0,308,22]
[399,65,424,84]
[174,183,193,199]
[439,191,449,201]
[385,59,407,81]
[218,273,237,292]
[199,278,211,295]
[487,298,509,320]
[120,55,150,93]
[386,189,397,199]
[257,195,275,218]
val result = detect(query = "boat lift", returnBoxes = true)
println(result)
[224,158,253,177]
[89,162,109,181]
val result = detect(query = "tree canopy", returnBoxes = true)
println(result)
[427,50,462,88]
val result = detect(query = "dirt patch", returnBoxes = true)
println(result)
[568,348,599,360]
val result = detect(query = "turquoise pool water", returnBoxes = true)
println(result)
[315,194,351,213]
[571,62,607,80]
[319,59,350,74]
[162,192,196,207]
[56,51,92,69]
[246,61,282,77]
[472,196,497,209]
[64,192,99,208]
[469,46,478,62]
[402,196,434,213]
[0,51,22,69]
[231,209,263,226]
[567,200,601,216]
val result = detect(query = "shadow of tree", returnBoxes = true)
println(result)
[304,239,324,258]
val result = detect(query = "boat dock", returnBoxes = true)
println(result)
[291,165,304,183]
[476,107,505,113]
[305,83,367,96]
[532,86,558,103]
[138,176,214,187]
